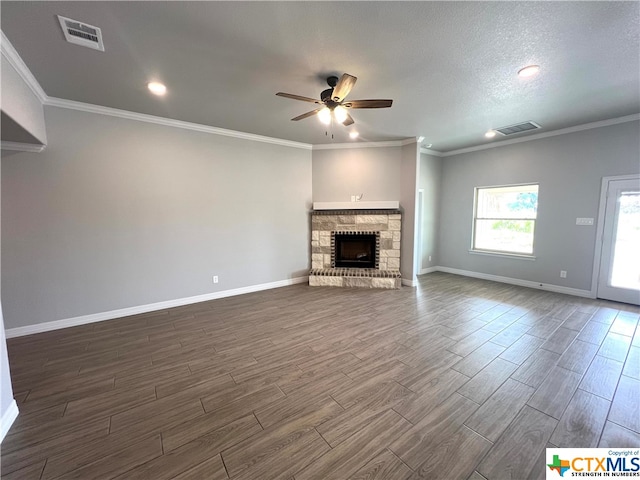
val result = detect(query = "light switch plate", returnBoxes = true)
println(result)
[576,218,594,226]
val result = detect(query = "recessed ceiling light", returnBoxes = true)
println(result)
[485,130,497,138]
[147,82,167,96]
[349,131,359,139]
[518,65,540,78]
[424,143,432,148]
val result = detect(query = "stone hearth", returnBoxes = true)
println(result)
[309,209,402,289]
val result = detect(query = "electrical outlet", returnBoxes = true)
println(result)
[428,256,432,262]
[213,275,219,284]
[560,270,567,278]
[576,218,594,226]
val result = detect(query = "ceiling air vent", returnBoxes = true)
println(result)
[495,121,541,136]
[57,15,104,51]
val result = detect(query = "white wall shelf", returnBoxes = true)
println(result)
[313,201,400,210]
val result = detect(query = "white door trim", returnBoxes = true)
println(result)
[416,189,424,275]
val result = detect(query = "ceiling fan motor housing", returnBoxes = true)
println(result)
[320,88,334,102]
[321,76,340,103]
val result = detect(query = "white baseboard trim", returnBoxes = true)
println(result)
[402,278,417,287]
[1,141,46,153]
[434,267,593,298]
[0,400,19,444]
[6,276,309,338]
[419,267,438,275]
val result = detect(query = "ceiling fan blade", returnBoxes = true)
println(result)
[291,109,321,121]
[342,113,355,126]
[331,73,357,102]
[344,99,393,109]
[276,92,322,104]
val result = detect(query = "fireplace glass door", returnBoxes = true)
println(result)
[334,234,377,268]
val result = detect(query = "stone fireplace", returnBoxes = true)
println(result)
[309,208,402,289]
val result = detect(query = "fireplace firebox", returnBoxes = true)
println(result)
[332,232,379,269]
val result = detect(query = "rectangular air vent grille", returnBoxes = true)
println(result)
[57,15,104,51]
[495,121,541,136]
[68,27,99,43]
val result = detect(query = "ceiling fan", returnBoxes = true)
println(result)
[276,73,393,127]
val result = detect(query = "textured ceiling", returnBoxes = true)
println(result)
[2,1,639,151]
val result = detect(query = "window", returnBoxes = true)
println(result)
[472,184,539,256]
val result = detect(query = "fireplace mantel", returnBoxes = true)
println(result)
[312,201,399,210]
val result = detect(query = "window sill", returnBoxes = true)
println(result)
[468,249,536,261]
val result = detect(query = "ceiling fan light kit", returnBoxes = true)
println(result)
[276,73,393,133]
[333,106,348,124]
[318,107,332,125]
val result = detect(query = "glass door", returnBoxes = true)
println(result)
[597,177,640,305]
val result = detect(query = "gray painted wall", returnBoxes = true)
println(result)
[2,106,312,329]
[400,142,420,282]
[418,152,442,271]
[438,121,640,291]
[0,54,47,145]
[312,146,402,202]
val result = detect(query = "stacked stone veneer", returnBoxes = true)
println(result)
[309,209,402,289]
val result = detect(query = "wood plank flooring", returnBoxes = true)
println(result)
[2,272,640,479]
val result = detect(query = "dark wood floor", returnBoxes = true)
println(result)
[2,272,639,480]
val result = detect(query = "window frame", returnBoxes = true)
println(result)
[470,183,539,259]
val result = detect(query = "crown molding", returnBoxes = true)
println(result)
[313,139,406,150]
[420,147,444,157]
[401,137,421,146]
[311,136,430,150]
[441,114,640,157]
[45,97,313,150]
[1,141,46,153]
[0,30,47,103]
